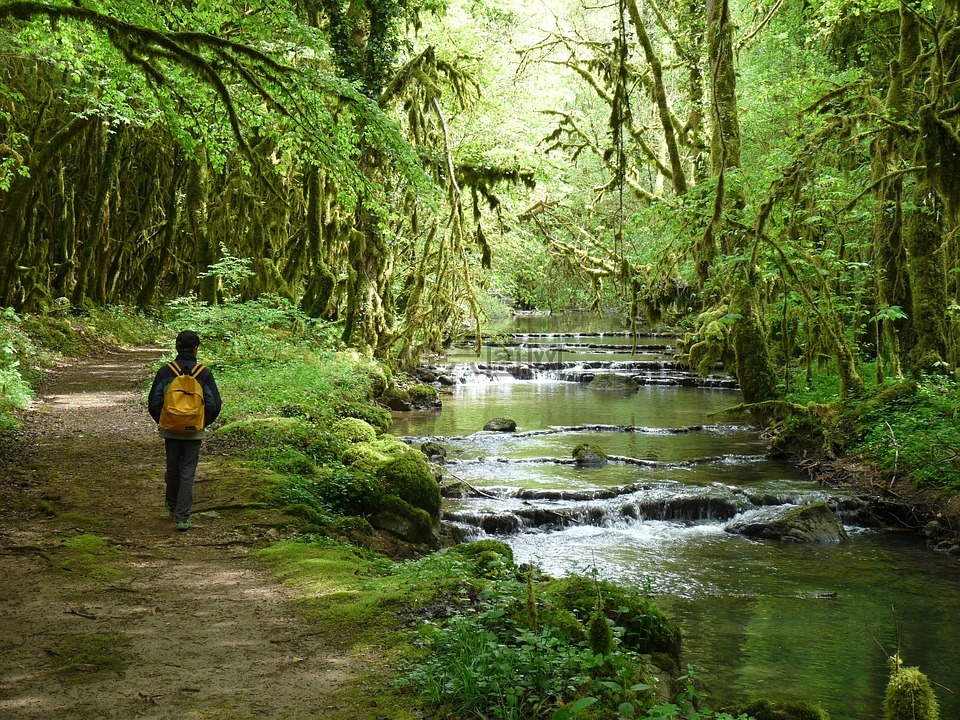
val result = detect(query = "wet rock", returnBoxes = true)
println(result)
[437,374,457,386]
[369,507,439,546]
[440,480,471,499]
[416,370,438,384]
[420,441,447,461]
[572,443,608,467]
[726,501,849,543]
[484,417,517,432]
[588,373,638,391]
[386,397,414,411]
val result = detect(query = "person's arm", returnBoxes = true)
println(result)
[201,369,223,426]
[147,369,167,422]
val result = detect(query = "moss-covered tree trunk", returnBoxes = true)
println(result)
[706,0,778,405]
[904,178,949,373]
[187,152,217,304]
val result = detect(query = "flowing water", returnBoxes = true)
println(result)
[392,314,960,719]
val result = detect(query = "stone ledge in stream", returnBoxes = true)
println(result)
[725,501,849,543]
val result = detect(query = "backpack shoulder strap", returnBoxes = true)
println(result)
[167,361,183,376]
[189,363,205,378]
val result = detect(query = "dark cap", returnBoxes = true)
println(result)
[175,330,201,352]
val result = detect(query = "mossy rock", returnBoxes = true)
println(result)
[483,417,517,432]
[378,454,441,516]
[335,400,392,433]
[371,435,418,456]
[331,417,378,446]
[341,437,418,475]
[314,467,385,515]
[420,441,447,460]
[450,539,515,566]
[542,576,681,661]
[589,373,638,391]
[369,494,438,546]
[726,501,848,543]
[408,383,441,409]
[572,443,607,467]
[734,698,831,720]
[341,442,391,474]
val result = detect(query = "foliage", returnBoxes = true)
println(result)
[0,307,33,432]
[542,576,682,660]
[845,377,960,489]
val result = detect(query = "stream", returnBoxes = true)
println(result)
[391,314,960,719]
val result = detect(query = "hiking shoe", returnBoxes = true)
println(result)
[166,503,175,516]
[175,520,192,531]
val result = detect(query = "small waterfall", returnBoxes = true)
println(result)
[442,481,866,537]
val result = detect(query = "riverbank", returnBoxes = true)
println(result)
[797,453,960,553]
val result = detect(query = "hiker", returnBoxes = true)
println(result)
[148,330,223,531]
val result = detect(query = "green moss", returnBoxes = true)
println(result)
[332,417,378,445]
[218,416,338,459]
[737,698,830,720]
[378,455,441,516]
[450,539,515,565]
[884,656,940,720]
[371,435,417,456]
[56,533,125,582]
[267,448,321,477]
[409,383,438,400]
[342,442,391,474]
[57,512,106,531]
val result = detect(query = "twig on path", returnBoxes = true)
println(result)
[66,606,98,620]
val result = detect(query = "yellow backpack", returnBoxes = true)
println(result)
[159,361,206,434]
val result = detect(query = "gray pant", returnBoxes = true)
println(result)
[164,438,202,522]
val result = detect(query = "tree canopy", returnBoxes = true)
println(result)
[0,0,957,386]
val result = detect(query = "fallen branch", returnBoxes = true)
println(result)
[442,470,499,500]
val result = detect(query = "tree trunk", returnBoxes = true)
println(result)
[904,179,949,373]
[705,0,778,405]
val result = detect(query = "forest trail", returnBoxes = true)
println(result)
[0,349,362,719]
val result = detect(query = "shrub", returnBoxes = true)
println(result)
[542,576,681,660]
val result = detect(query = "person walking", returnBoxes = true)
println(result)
[148,330,223,531]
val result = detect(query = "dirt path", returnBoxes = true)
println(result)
[0,349,361,719]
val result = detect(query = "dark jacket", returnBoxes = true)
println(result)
[148,352,223,439]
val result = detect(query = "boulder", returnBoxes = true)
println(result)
[588,373,639,391]
[572,443,608,467]
[726,501,849,543]
[483,417,517,432]
[420,441,447,461]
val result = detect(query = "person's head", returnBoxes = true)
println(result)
[175,330,201,354]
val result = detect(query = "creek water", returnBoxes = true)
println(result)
[391,314,960,719]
